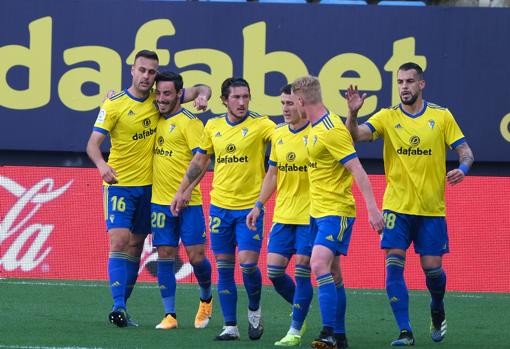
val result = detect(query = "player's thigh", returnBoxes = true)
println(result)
[151,203,179,248]
[104,186,138,231]
[295,224,313,258]
[268,223,296,259]
[381,210,413,251]
[414,216,449,257]
[131,185,152,235]
[209,205,236,255]
[235,207,264,253]
[179,205,207,247]
[313,216,355,256]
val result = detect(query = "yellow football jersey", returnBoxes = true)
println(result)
[269,122,311,225]
[366,101,465,216]
[199,112,275,209]
[307,112,357,218]
[152,108,204,206]
[93,90,158,186]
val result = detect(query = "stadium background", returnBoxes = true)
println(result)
[1,0,509,294]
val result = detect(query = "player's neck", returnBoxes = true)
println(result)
[127,86,150,100]
[226,111,247,124]
[307,104,328,124]
[289,118,308,131]
[401,98,424,115]
[163,104,182,118]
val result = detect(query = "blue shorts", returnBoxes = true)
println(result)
[209,204,264,255]
[380,210,449,256]
[151,204,206,247]
[268,223,313,258]
[310,216,355,256]
[103,185,151,234]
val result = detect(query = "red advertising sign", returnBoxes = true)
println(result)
[1,166,509,292]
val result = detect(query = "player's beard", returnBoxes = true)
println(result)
[159,98,178,115]
[400,92,418,106]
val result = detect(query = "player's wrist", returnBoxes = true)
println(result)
[254,200,264,209]
[458,163,469,175]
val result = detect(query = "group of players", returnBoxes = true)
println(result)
[86,49,474,349]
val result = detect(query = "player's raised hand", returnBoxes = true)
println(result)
[193,95,209,112]
[246,207,260,231]
[346,85,367,115]
[446,168,465,186]
[98,163,118,184]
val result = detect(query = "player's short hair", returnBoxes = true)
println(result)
[398,62,424,80]
[134,49,159,63]
[221,77,250,99]
[280,84,292,95]
[291,76,322,104]
[155,71,183,92]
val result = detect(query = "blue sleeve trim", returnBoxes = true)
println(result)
[93,127,108,135]
[268,160,277,167]
[364,122,376,133]
[191,147,199,155]
[197,148,208,155]
[450,137,466,149]
[339,152,358,165]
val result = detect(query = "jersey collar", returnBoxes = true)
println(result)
[226,111,249,126]
[125,89,150,103]
[399,101,428,119]
[312,110,330,127]
[288,121,310,134]
[163,107,183,120]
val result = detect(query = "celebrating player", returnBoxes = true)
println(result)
[292,75,384,349]
[246,84,313,347]
[172,78,275,341]
[344,62,474,346]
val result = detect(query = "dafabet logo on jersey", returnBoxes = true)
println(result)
[216,143,248,164]
[397,136,432,156]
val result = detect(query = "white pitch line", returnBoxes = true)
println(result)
[1,279,508,299]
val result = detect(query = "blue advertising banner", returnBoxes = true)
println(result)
[0,0,509,161]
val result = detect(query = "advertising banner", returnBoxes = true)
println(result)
[1,1,509,161]
[1,166,509,292]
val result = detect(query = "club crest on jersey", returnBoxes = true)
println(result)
[241,127,249,137]
[109,214,115,223]
[428,119,435,129]
[169,124,176,133]
[303,135,308,145]
[313,135,318,145]
[215,131,221,137]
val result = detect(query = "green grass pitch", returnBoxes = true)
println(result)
[0,279,508,349]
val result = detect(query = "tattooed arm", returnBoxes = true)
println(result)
[447,142,474,185]
[171,152,210,216]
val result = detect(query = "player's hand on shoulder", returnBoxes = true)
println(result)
[193,95,209,112]
[446,168,465,186]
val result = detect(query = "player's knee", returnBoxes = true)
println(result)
[310,259,328,277]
